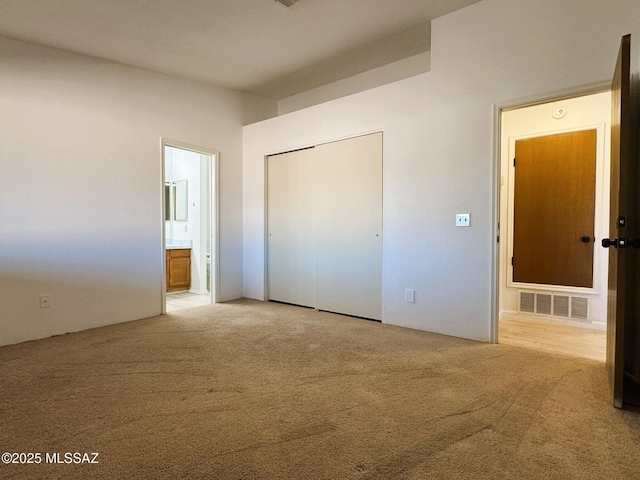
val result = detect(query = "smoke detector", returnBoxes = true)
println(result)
[275,0,300,7]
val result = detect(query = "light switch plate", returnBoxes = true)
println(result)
[456,214,470,227]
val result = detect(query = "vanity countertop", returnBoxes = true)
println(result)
[165,240,192,250]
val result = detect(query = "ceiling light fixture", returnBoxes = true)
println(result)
[275,0,300,7]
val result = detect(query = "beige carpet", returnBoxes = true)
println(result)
[0,299,639,479]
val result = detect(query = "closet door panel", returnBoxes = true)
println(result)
[267,150,316,307]
[314,133,383,320]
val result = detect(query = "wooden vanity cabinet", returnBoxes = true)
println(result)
[166,248,191,292]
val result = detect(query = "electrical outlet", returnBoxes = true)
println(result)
[456,214,470,227]
[405,289,415,303]
[40,294,51,308]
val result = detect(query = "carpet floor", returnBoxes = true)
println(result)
[0,299,639,479]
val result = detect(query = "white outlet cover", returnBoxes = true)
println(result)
[456,214,470,227]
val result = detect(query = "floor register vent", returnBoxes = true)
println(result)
[519,291,588,320]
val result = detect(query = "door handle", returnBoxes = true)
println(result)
[602,238,626,249]
[581,236,591,243]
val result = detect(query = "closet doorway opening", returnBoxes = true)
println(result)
[497,90,611,361]
[162,139,219,313]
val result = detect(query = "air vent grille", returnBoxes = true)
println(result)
[518,291,589,320]
[536,294,552,315]
[553,295,570,317]
[571,297,588,319]
[519,292,535,313]
[275,0,300,7]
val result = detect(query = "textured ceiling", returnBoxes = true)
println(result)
[0,0,481,99]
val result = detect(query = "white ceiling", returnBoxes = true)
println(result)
[0,0,481,99]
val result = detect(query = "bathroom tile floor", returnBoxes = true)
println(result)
[166,291,211,313]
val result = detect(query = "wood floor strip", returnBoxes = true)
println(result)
[499,316,606,362]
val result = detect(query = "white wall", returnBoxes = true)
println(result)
[277,52,431,115]
[0,35,276,346]
[243,0,640,342]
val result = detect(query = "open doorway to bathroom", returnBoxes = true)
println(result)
[162,139,219,313]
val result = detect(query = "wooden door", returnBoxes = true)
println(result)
[513,130,597,287]
[605,34,640,408]
[314,133,383,320]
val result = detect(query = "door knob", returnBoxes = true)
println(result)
[581,236,591,243]
[602,238,617,248]
[602,238,626,249]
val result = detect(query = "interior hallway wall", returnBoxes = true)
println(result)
[0,35,276,346]
[243,0,640,342]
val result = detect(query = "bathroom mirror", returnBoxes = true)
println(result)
[164,180,188,221]
[174,180,188,221]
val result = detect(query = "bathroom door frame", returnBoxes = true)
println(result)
[161,138,220,312]
[491,81,611,342]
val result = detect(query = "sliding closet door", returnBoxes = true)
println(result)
[315,133,383,320]
[267,149,316,308]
